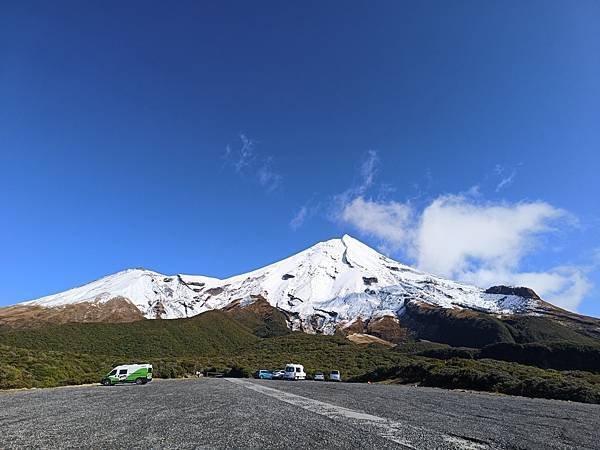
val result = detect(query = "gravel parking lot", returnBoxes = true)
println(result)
[1,378,598,449]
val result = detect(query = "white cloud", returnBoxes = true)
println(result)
[523,268,592,311]
[460,267,592,312]
[340,197,413,249]
[338,190,590,311]
[415,195,564,277]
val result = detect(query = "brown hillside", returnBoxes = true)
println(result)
[0,297,144,329]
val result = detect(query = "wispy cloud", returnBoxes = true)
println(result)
[357,149,379,194]
[289,198,321,231]
[330,150,381,217]
[290,206,309,231]
[257,156,283,193]
[223,134,283,193]
[290,150,380,230]
[494,164,517,192]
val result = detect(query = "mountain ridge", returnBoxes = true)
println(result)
[3,235,598,343]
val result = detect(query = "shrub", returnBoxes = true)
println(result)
[417,347,479,360]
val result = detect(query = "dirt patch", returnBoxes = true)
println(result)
[367,316,409,344]
[347,333,394,347]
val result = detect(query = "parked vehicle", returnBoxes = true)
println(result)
[284,363,306,380]
[254,369,273,379]
[101,364,152,386]
[329,370,341,382]
[272,369,286,380]
[314,371,325,381]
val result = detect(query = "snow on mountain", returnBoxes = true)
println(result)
[20,235,540,332]
[23,269,221,319]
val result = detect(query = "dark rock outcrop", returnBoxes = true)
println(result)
[205,287,224,296]
[485,286,541,299]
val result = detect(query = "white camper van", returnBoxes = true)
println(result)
[101,363,153,386]
[284,363,306,380]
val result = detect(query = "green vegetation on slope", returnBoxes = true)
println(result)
[0,310,259,357]
[410,340,600,373]
[2,309,600,404]
[400,302,598,348]
[353,357,600,404]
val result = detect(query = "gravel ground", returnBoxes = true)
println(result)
[0,378,598,449]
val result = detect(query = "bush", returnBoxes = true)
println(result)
[226,365,252,378]
[353,357,600,404]
[417,347,479,360]
[480,341,600,372]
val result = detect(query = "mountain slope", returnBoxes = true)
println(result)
[0,310,259,357]
[3,235,598,344]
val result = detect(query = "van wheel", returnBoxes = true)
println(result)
[135,378,144,385]
[102,379,111,386]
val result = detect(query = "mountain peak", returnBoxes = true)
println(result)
[9,235,546,331]
[341,233,356,242]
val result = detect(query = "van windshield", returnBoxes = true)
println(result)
[109,370,117,376]
[285,367,294,372]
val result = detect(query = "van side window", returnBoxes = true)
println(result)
[296,367,300,372]
[147,367,152,373]
[119,369,127,375]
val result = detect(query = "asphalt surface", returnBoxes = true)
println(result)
[0,378,598,449]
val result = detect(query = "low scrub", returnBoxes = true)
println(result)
[479,341,600,373]
[353,358,600,404]
[2,314,600,404]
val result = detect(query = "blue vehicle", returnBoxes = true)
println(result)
[255,369,273,379]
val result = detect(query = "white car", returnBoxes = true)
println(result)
[272,370,286,380]
[284,363,306,380]
[329,370,341,382]
[314,372,325,381]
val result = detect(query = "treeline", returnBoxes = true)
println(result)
[353,357,600,404]
[415,341,600,373]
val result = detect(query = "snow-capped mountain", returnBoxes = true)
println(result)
[16,235,543,334]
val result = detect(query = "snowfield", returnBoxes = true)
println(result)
[21,235,539,332]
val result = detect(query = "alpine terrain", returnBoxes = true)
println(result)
[2,235,598,347]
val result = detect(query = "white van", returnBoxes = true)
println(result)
[284,363,306,380]
[101,363,153,386]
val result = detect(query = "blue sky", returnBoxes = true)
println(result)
[1,1,599,316]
